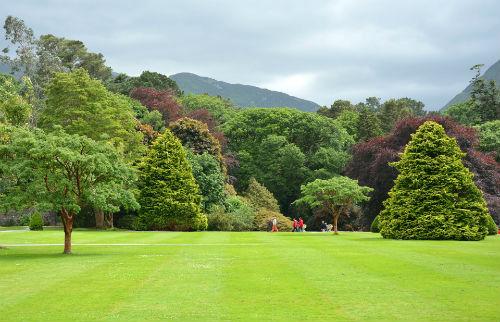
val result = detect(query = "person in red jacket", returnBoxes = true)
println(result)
[293,218,298,232]
[299,217,304,232]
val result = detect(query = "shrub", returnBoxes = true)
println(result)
[379,121,490,240]
[254,209,293,232]
[116,214,137,230]
[19,213,31,226]
[243,178,280,213]
[225,196,255,231]
[29,212,43,231]
[206,197,255,231]
[371,215,380,233]
[487,215,498,235]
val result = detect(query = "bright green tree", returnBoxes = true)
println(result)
[0,74,32,125]
[243,178,280,213]
[180,93,237,124]
[294,176,373,234]
[379,121,490,240]
[39,69,143,160]
[137,129,206,231]
[0,125,138,253]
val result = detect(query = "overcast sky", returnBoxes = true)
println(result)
[2,0,500,110]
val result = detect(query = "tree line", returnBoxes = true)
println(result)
[0,16,498,252]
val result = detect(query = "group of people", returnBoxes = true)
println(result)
[292,217,305,232]
[269,217,331,233]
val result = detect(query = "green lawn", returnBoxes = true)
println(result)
[0,230,499,321]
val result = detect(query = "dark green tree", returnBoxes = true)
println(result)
[186,151,226,212]
[379,121,490,240]
[469,64,500,123]
[106,71,180,96]
[137,129,206,231]
[357,107,383,141]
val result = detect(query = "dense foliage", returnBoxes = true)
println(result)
[346,115,500,228]
[186,151,226,212]
[29,212,43,231]
[106,71,181,96]
[223,108,353,212]
[39,69,143,160]
[130,87,181,124]
[379,121,490,240]
[136,129,206,231]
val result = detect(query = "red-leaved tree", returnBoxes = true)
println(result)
[345,115,500,229]
[130,87,181,124]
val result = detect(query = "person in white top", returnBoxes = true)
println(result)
[271,217,278,232]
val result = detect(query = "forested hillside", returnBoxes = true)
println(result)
[171,72,320,111]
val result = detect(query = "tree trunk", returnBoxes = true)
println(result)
[95,209,104,229]
[61,209,74,254]
[105,212,113,229]
[333,211,340,235]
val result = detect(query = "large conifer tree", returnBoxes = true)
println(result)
[379,121,489,240]
[137,129,207,231]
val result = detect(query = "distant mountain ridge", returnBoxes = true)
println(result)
[170,72,320,112]
[443,59,500,109]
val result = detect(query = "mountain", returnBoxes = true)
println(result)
[170,72,320,112]
[443,59,500,109]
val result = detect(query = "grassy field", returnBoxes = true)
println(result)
[0,229,499,321]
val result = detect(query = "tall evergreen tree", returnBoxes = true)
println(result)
[137,129,207,231]
[379,121,490,240]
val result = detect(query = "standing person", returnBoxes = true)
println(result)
[299,217,304,232]
[272,217,278,232]
[293,218,298,232]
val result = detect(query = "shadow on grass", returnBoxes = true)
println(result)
[0,249,110,260]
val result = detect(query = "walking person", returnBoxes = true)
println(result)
[299,217,304,232]
[293,218,298,232]
[271,217,278,232]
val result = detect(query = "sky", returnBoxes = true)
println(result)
[2,0,500,110]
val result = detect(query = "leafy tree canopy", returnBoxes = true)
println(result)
[294,176,372,233]
[106,71,180,96]
[180,93,237,124]
[0,125,138,253]
[186,151,226,212]
[39,68,143,160]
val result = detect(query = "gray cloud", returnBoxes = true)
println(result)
[2,0,499,109]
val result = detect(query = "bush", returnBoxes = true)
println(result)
[206,197,255,231]
[19,213,31,226]
[254,209,293,232]
[370,215,380,233]
[243,178,280,213]
[29,212,43,231]
[116,215,137,230]
[206,208,233,231]
[487,215,498,235]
